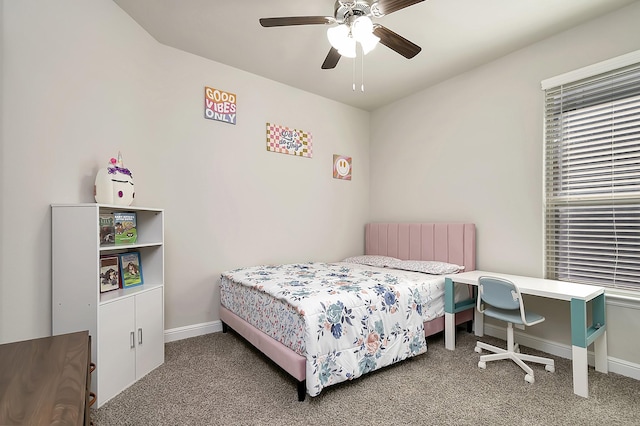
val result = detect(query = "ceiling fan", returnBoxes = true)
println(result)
[259,0,424,70]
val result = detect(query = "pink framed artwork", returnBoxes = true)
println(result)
[266,122,313,158]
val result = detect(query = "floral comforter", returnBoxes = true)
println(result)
[221,262,444,397]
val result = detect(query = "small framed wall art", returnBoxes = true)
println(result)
[266,122,313,158]
[204,86,237,125]
[333,155,352,180]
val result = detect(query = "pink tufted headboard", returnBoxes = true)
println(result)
[365,223,476,272]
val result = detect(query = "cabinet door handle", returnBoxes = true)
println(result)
[130,331,135,348]
[138,328,143,345]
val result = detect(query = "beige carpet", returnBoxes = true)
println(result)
[92,329,640,425]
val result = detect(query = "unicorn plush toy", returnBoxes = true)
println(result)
[94,152,135,206]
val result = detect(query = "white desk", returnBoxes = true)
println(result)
[444,270,608,398]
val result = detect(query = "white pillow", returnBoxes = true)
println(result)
[341,255,401,268]
[393,260,464,275]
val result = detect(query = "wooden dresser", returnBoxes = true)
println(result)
[0,330,94,425]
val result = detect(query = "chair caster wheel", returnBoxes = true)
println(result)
[525,374,535,384]
[545,364,555,373]
[478,361,486,369]
[474,346,482,353]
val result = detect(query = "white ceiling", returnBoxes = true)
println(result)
[113,0,637,111]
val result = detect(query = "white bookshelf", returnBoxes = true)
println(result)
[51,203,165,407]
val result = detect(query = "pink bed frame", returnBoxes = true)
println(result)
[220,222,476,401]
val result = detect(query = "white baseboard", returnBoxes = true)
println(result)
[163,320,640,381]
[483,324,640,380]
[163,320,222,343]
[607,356,640,381]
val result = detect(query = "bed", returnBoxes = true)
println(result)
[219,222,476,401]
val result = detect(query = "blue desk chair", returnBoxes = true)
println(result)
[475,276,555,383]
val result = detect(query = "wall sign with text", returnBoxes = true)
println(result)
[266,122,313,158]
[204,86,236,125]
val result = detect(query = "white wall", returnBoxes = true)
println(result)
[3,0,640,377]
[0,1,4,326]
[370,2,640,370]
[0,0,370,342]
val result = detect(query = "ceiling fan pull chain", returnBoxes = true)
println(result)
[361,47,365,92]
[352,56,356,91]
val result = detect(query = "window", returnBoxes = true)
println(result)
[543,55,640,292]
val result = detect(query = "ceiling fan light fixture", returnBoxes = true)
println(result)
[327,24,349,50]
[351,16,374,43]
[338,37,357,58]
[360,32,380,55]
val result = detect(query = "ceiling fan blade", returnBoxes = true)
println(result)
[321,47,341,69]
[374,0,425,16]
[373,25,421,59]
[259,16,333,27]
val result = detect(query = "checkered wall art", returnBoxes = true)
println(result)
[266,122,313,158]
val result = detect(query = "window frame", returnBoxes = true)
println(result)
[542,50,640,293]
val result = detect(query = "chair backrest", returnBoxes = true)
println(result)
[477,276,545,327]
[478,276,521,310]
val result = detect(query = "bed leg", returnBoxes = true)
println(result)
[297,380,306,402]
[466,320,473,333]
[222,321,228,333]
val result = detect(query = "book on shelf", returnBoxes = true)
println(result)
[99,255,121,293]
[99,213,115,246]
[119,251,143,288]
[114,211,137,245]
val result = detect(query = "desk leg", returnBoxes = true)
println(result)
[444,278,478,349]
[594,330,608,373]
[592,294,608,374]
[444,278,455,350]
[571,345,589,398]
[445,312,455,350]
[570,298,590,398]
[474,309,484,337]
[570,295,608,398]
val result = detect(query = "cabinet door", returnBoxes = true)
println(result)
[98,297,136,405]
[135,287,164,379]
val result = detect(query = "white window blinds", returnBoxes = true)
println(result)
[544,62,640,291]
